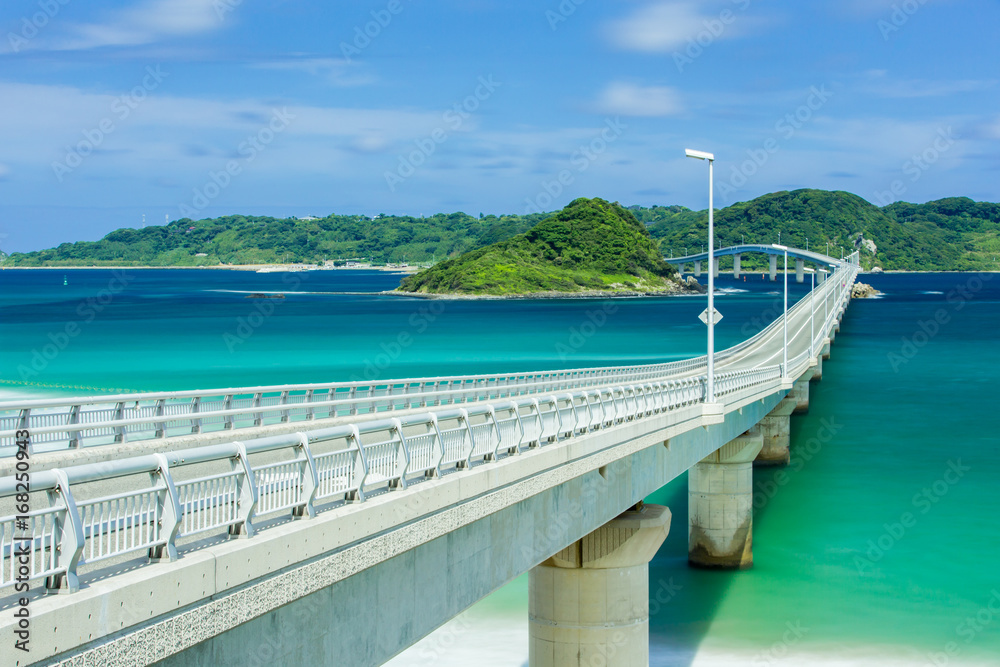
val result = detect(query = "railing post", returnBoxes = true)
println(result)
[44,469,84,595]
[508,404,526,454]
[427,414,445,477]
[292,433,318,519]
[113,402,127,443]
[229,442,258,538]
[305,389,316,421]
[349,386,359,416]
[154,398,167,438]
[279,390,290,423]
[253,392,263,427]
[390,418,409,489]
[485,405,502,461]
[149,453,181,562]
[190,396,202,434]
[347,424,368,502]
[459,408,474,468]
[223,394,235,430]
[67,405,81,449]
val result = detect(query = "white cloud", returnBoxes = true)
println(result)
[36,0,226,51]
[605,2,748,53]
[593,82,683,117]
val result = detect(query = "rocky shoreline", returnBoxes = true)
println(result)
[851,282,880,298]
[389,277,704,300]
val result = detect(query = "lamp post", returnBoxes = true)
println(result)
[686,148,716,403]
[804,267,815,358]
[774,244,789,379]
[806,237,809,251]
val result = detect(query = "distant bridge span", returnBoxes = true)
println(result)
[666,243,846,283]
[0,251,860,667]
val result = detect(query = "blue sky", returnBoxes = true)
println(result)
[1,0,998,252]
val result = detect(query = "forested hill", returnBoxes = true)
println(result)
[637,189,1000,271]
[4,212,549,267]
[398,198,684,295]
[5,189,999,270]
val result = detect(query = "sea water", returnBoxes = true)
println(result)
[1,269,997,666]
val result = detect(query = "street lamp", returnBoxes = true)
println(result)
[806,237,809,251]
[804,267,816,358]
[773,243,789,379]
[685,148,717,403]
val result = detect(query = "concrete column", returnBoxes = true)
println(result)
[712,258,719,279]
[817,270,826,285]
[768,255,777,281]
[821,339,831,360]
[795,258,805,283]
[733,253,741,278]
[789,377,809,413]
[694,260,702,277]
[529,505,671,667]
[811,354,823,381]
[754,396,797,466]
[688,427,764,569]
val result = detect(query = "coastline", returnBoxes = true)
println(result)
[386,286,703,300]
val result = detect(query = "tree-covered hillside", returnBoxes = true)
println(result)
[398,198,683,295]
[4,189,999,271]
[642,189,999,271]
[4,212,548,267]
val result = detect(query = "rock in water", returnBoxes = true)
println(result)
[851,283,879,298]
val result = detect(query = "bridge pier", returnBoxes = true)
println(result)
[529,505,670,667]
[768,255,777,281]
[795,258,805,283]
[822,339,831,360]
[817,269,826,285]
[789,376,809,413]
[733,253,741,278]
[812,354,823,381]
[712,258,719,279]
[754,396,797,466]
[688,426,764,569]
[694,260,702,277]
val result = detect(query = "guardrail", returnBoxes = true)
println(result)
[1,368,783,596]
[0,255,859,454]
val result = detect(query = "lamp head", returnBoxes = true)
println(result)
[684,148,714,161]
[772,243,788,251]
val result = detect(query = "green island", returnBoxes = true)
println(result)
[2,189,998,275]
[397,198,686,296]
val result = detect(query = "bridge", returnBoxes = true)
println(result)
[1,249,860,667]
[666,243,847,283]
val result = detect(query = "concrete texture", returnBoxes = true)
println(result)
[688,427,764,569]
[529,505,670,667]
[754,397,797,467]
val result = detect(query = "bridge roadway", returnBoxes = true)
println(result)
[0,251,859,667]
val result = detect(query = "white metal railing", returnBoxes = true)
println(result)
[0,256,859,596]
[0,255,859,455]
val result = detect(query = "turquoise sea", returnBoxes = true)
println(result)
[1,268,998,665]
